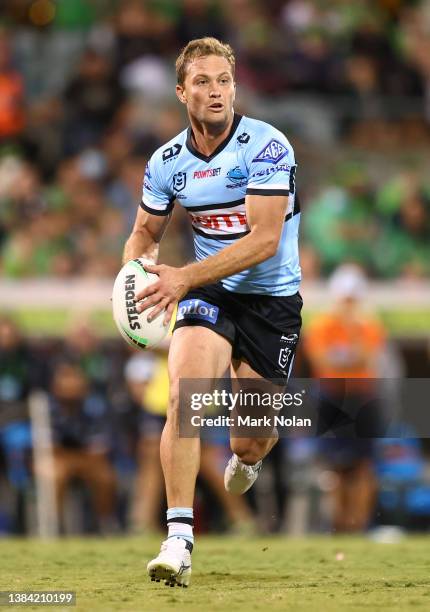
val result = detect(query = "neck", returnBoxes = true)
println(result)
[189,113,235,157]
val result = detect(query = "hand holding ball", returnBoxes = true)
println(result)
[112,258,169,349]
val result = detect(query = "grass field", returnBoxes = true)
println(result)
[1,535,430,611]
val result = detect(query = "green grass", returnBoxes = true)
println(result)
[1,535,430,611]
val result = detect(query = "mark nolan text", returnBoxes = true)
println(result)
[238,415,311,427]
[191,415,311,428]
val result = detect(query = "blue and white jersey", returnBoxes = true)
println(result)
[141,113,301,296]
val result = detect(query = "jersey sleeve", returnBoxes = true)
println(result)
[244,124,296,197]
[140,153,175,216]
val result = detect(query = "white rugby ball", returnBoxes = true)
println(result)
[112,258,168,349]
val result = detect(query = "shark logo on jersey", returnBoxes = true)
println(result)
[226,166,247,188]
[173,172,187,192]
[253,139,288,164]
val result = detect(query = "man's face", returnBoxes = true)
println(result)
[176,55,235,129]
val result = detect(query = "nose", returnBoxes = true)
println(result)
[209,87,221,98]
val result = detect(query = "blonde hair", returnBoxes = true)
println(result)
[176,37,235,86]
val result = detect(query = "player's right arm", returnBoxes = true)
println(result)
[122,207,171,264]
[122,153,174,264]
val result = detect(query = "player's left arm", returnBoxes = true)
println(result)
[137,194,288,323]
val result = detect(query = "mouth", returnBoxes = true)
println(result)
[208,102,224,112]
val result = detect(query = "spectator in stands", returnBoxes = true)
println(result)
[303,164,377,276]
[0,316,34,532]
[2,210,74,279]
[113,0,174,71]
[373,187,430,280]
[40,360,117,533]
[373,435,430,531]
[305,264,386,532]
[62,48,124,156]
[0,29,24,143]
[176,0,226,49]
[59,319,113,392]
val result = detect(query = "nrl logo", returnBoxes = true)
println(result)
[173,172,186,192]
[278,347,292,370]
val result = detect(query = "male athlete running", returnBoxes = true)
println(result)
[123,37,302,587]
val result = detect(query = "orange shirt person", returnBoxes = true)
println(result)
[0,32,24,139]
[306,264,385,380]
[305,264,385,533]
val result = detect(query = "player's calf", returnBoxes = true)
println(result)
[230,435,277,465]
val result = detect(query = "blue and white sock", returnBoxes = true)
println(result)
[167,507,194,552]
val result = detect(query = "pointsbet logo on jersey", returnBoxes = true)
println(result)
[193,168,221,179]
[252,139,288,164]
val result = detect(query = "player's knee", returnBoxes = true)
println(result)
[230,438,268,464]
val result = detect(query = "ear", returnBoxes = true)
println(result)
[176,84,187,105]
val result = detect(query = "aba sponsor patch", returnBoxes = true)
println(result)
[252,139,288,164]
[176,299,219,324]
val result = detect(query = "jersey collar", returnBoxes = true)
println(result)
[186,113,242,163]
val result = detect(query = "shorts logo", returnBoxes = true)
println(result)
[252,139,288,164]
[173,172,186,192]
[281,333,298,343]
[177,299,219,324]
[278,332,298,373]
[278,347,292,371]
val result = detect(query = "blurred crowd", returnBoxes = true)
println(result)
[0,0,430,281]
[1,264,430,536]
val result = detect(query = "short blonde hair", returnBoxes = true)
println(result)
[176,37,235,86]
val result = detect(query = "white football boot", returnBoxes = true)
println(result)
[147,537,192,588]
[224,454,262,494]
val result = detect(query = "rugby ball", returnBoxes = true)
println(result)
[112,258,168,349]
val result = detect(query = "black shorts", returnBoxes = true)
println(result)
[173,283,302,382]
